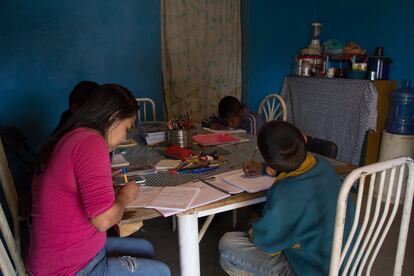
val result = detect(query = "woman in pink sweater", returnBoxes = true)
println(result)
[27,84,170,276]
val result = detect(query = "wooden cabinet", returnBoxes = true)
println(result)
[363,80,398,165]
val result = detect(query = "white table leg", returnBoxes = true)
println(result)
[177,213,200,276]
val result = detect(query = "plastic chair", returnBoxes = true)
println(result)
[329,156,414,276]
[135,98,157,122]
[258,94,287,122]
[306,136,338,159]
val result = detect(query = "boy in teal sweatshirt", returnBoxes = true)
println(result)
[219,121,355,276]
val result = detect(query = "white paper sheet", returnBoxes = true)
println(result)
[220,169,274,193]
[156,181,230,217]
[146,186,200,210]
[127,187,163,208]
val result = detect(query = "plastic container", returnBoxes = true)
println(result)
[386,80,414,135]
[166,129,193,148]
[375,130,414,204]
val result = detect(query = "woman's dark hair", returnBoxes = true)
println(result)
[257,121,306,173]
[35,84,138,174]
[218,96,242,119]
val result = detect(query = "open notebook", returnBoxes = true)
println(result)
[127,186,200,211]
[218,169,275,193]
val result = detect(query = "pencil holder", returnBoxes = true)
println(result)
[166,129,193,148]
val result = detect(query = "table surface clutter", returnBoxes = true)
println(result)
[114,127,356,276]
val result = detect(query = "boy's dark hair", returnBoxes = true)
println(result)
[69,81,99,108]
[36,84,138,174]
[258,121,306,173]
[218,96,242,119]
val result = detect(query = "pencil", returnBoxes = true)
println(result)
[251,147,258,161]
[199,178,231,195]
[122,168,128,184]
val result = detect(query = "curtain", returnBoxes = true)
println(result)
[161,0,241,122]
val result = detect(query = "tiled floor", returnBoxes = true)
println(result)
[131,205,414,276]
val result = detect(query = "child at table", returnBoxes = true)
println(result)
[54,80,99,133]
[218,121,355,276]
[202,96,264,135]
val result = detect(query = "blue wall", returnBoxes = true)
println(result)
[242,0,414,110]
[0,0,162,149]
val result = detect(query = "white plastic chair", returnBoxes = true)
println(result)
[258,94,287,122]
[135,98,157,122]
[329,156,414,276]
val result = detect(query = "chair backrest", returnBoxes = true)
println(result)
[136,98,157,122]
[329,156,414,276]
[0,137,20,252]
[258,94,287,122]
[0,201,26,275]
[306,136,338,159]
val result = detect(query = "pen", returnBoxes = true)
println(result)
[178,166,219,174]
[122,168,128,184]
[199,178,231,195]
[251,147,258,161]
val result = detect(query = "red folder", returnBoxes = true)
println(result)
[164,145,193,160]
[193,133,240,146]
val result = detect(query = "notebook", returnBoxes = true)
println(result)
[156,181,230,217]
[202,127,247,134]
[193,133,240,146]
[219,169,274,193]
[145,186,200,210]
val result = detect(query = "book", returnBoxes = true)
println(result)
[137,121,167,145]
[193,133,240,146]
[116,139,138,148]
[124,162,157,176]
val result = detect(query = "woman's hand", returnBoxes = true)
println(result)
[242,161,263,176]
[117,182,139,205]
[91,182,139,232]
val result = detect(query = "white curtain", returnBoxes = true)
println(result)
[161,0,241,122]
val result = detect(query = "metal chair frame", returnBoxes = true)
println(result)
[329,156,414,276]
[258,94,287,122]
[135,98,157,122]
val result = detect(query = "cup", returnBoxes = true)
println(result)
[166,129,193,148]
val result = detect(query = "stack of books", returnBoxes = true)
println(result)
[137,121,167,145]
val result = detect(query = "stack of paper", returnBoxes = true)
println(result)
[137,121,167,145]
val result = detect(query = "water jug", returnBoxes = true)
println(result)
[386,80,414,134]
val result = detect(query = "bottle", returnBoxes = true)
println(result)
[386,80,414,134]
